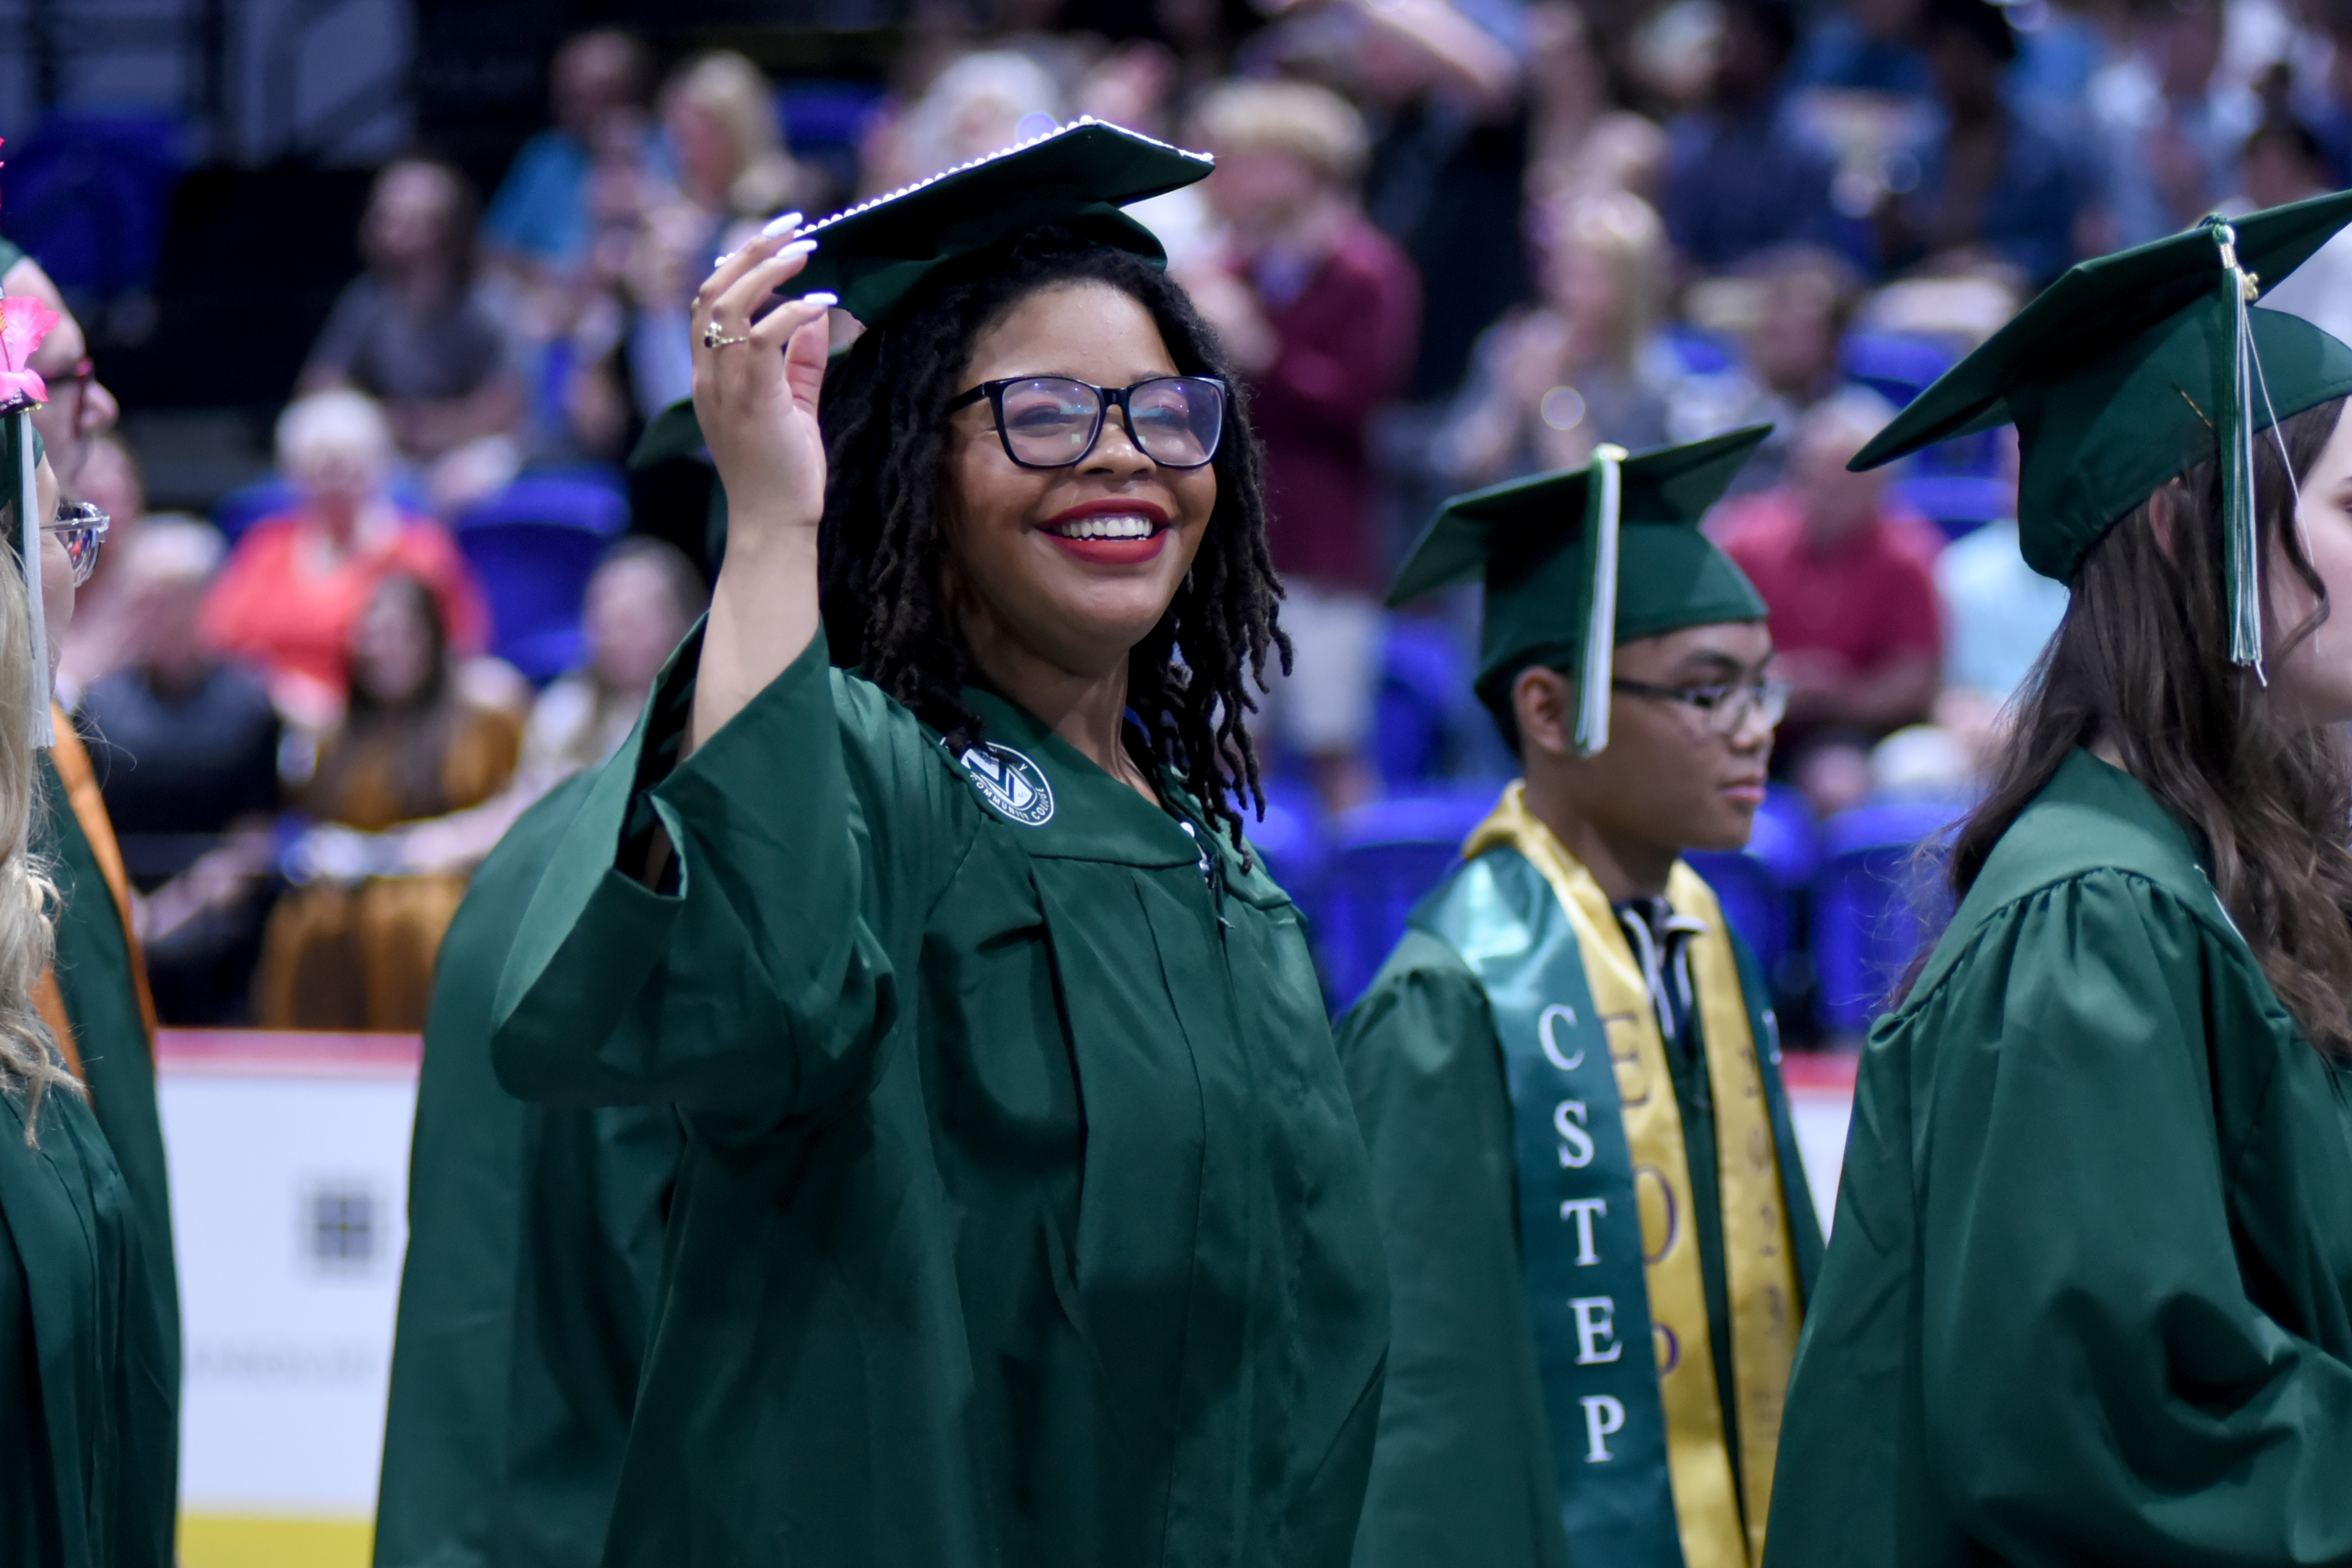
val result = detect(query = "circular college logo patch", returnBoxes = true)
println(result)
[960,743,1055,827]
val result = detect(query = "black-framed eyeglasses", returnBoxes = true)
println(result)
[946,375,1227,470]
[1611,675,1790,736]
[43,500,107,586]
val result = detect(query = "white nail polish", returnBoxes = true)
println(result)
[761,210,805,238]
[713,251,736,268]
[803,292,839,308]
[776,238,818,259]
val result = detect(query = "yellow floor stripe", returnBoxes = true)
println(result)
[179,1514,373,1568]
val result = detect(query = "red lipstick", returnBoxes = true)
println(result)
[1037,497,1171,566]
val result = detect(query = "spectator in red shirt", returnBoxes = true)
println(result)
[1188,79,1422,814]
[1716,389,1944,813]
[202,390,489,733]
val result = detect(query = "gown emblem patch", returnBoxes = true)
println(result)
[961,743,1056,826]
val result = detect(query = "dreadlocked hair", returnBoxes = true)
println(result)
[814,226,1290,856]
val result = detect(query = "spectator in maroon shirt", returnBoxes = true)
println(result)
[1715,389,1945,814]
[1188,79,1422,814]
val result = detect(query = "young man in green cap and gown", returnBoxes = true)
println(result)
[1763,196,2352,1565]
[1344,426,1824,1568]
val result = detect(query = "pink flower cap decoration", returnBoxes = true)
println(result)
[0,295,59,410]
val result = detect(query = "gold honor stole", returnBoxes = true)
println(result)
[1466,785,1803,1567]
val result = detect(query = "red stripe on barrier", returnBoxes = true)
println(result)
[1779,1050,1859,1094]
[156,1028,422,1079]
[151,1030,1856,1094]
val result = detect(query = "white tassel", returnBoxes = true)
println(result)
[2215,220,2267,673]
[1573,443,1627,757]
[15,418,46,749]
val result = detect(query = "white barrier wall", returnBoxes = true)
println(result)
[161,1033,419,1568]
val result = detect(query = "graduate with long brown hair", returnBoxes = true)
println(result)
[1768,195,2352,1565]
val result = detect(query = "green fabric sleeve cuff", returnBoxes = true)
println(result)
[494,627,888,1123]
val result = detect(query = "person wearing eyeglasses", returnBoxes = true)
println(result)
[0,245,120,493]
[1340,429,1823,1568]
[0,440,174,1568]
[0,250,180,1539]
[405,123,1388,1566]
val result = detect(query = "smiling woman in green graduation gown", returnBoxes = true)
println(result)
[483,122,1387,1566]
[1765,195,2352,1566]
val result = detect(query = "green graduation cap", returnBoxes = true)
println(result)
[1388,427,1772,756]
[630,118,1214,470]
[798,116,1211,327]
[1850,191,2352,670]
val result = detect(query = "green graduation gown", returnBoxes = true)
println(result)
[0,1080,177,1567]
[1339,840,1823,1568]
[375,770,684,1568]
[488,631,1390,1566]
[38,754,180,1463]
[1766,749,2352,1567]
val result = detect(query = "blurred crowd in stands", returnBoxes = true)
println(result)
[32,0,2352,1038]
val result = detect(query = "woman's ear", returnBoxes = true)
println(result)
[2146,480,2183,563]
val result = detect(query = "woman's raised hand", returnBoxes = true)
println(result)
[681,217,838,759]
[690,216,836,548]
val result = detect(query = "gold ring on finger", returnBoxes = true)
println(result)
[702,323,751,350]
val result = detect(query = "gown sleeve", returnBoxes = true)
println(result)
[491,628,951,1132]
[1912,869,2352,1565]
[1339,933,1574,1568]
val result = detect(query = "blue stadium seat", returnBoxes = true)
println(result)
[1661,325,1740,377]
[1812,796,1968,1036]
[0,112,180,300]
[777,82,886,149]
[212,474,436,540]
[1681,786,1815,989]
[1244,777,1328,911]
[452,475,631,681]
[1897,473,2014,539]
[212,478,299,541]
[1843,330,2003,482]
[455,471,629,536]
[1841,332,1955,408]
[1317,788,1499,1011]
[1749,782,1818,887]
[1373,617,1467,788]
[776,82,887,206]
[1684,848,1793,985]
